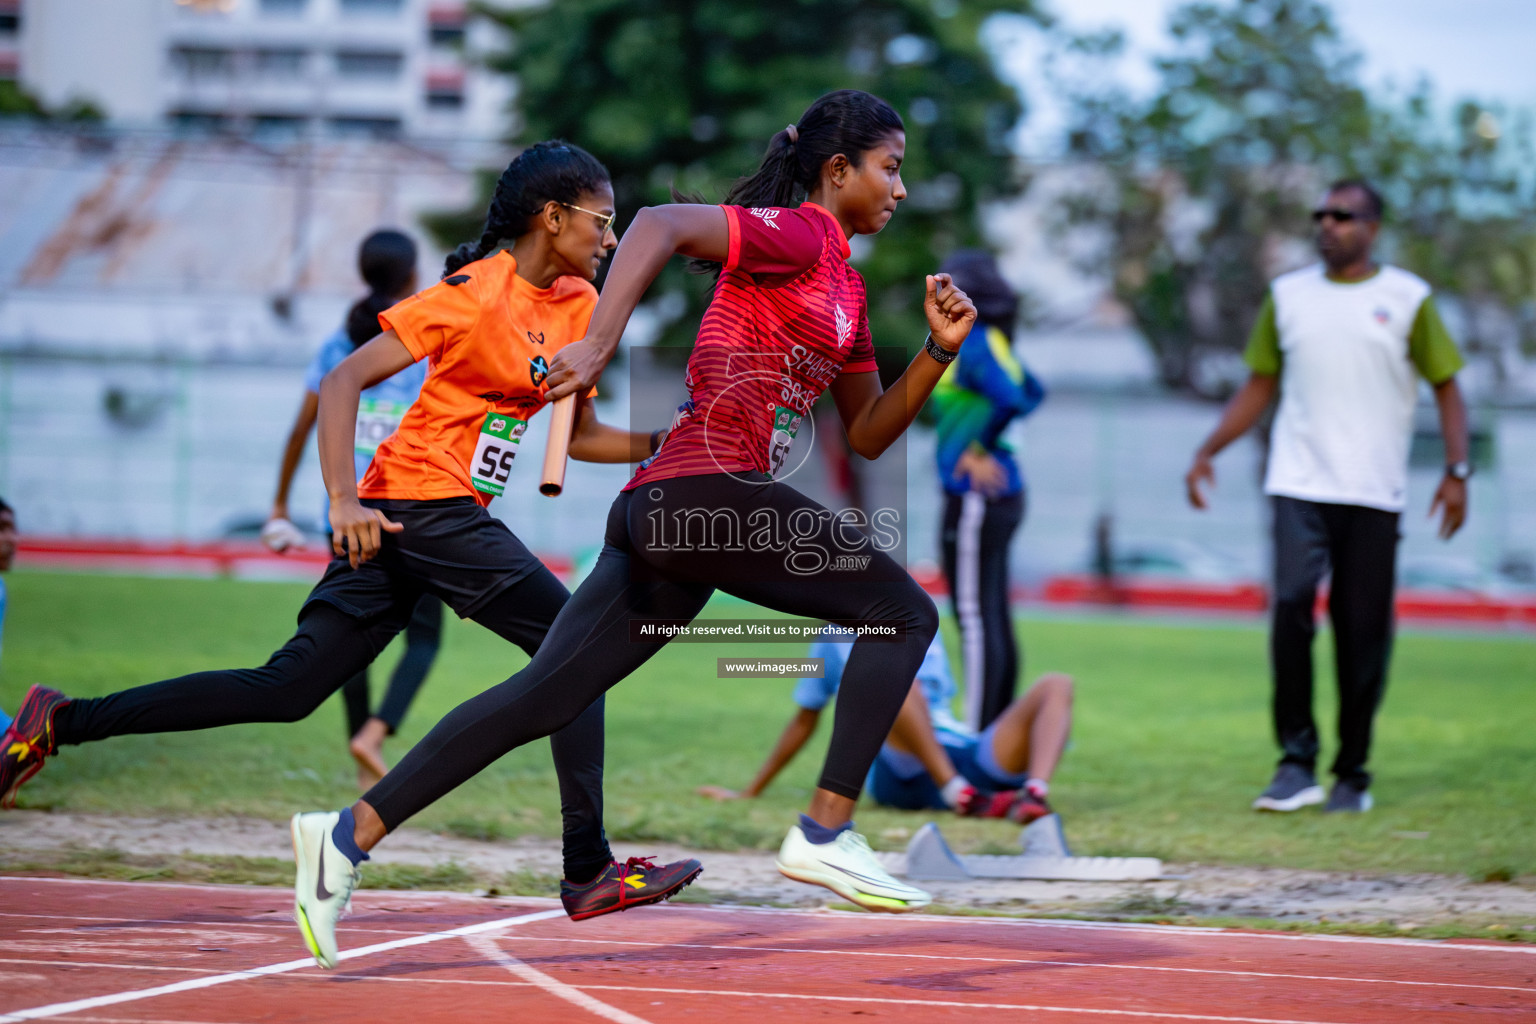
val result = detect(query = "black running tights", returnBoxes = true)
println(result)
[340,593,445,737]
[52,570,613,881]
[366,473,939,832]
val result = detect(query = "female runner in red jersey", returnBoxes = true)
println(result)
[292,90,976,962]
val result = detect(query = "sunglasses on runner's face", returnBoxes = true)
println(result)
[1312,208,1362,224]
[561,203,617,234]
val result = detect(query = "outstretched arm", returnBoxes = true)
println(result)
[566,394,661,463]
[1184,372,1277,509]
[545,205,729,402]
[317,331,415,567]
[699,707,822,800]
[270,390,319,523]
[829,274,977,459]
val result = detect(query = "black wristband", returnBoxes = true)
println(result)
[924,333,957,365]
[649,428,665,454]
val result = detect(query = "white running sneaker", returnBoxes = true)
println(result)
[291,811,362,969]
[775,824,931,912]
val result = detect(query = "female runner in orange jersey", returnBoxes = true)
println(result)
[1,144,701,941]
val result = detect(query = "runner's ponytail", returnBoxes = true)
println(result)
[683,90,903,274]
[444,140,611,277]
[725,90,903,209]
[722,127,801,210]
[346,229,417,347]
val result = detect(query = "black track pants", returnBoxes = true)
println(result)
[366,473,939,832]
[53,515,613,882]
[940,490,1024,730]
[1270,496,1400,788]
[341,593,445,737]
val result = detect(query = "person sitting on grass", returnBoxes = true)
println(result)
[700,628,1072,821]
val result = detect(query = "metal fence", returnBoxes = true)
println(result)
[1,350,1531,592]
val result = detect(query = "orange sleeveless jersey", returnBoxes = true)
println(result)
[357,251,597,506]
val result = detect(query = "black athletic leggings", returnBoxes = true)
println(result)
[941,490,1024,730]
[53,568,612,881]
[366,472,939,832]
[341,593,444,737]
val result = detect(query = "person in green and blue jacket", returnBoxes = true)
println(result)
[932,250,1045,731]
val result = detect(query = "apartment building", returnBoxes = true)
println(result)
[0,0,20,83]
[19,0,517,139]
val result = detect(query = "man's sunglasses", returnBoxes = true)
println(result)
[1312,208,1367,224]
[561,202,617,234]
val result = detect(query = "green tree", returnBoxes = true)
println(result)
[0,80,103,121]
[1376,98,1536,369]
[1055,0,1536,394]
[430,0,1038,354]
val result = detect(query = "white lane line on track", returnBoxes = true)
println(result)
[0,959,211,975]
[465,934,654,1024]
[265,974,1387,1024]
[563,983,1428,1023]
[0,876,550,907]
[685,902,1536,955]
[47,1017,246,1024]
[0,908,566,1023]
[0,910,426,938]
[485,935,1535,994]
[4,875,1531,957]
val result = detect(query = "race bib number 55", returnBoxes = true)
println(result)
[471,412,527,497]
[767,404,804,478]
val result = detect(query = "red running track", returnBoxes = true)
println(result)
[0,875,1532,1023]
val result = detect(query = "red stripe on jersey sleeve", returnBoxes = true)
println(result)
[721,205,743,271]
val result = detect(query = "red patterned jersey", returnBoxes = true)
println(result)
[625,202,878,489]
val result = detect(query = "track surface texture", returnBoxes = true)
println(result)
[0,875,1532,1023]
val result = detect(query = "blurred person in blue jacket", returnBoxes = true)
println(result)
[931,251,1046,731]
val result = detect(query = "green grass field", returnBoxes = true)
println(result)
[3,570,1533,880]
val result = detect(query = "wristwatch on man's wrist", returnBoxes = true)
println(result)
[1445,460,1473,481]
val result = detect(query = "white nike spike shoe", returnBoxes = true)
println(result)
[775,824,931,912]
[291,811,362,969]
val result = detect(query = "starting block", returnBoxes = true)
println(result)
[903,816,1163,882]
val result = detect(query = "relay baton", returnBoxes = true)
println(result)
[540,394,577,496]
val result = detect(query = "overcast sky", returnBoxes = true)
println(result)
[992,0,1536,156]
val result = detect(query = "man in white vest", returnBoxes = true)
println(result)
[1184,179,1470,814]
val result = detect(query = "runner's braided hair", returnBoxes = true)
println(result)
[345,229,418,348]
[443,140,611,278]
[678,89,904,274]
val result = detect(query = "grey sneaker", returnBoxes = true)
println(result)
[1252,764,1326,812]
[1324,779,1373,813]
